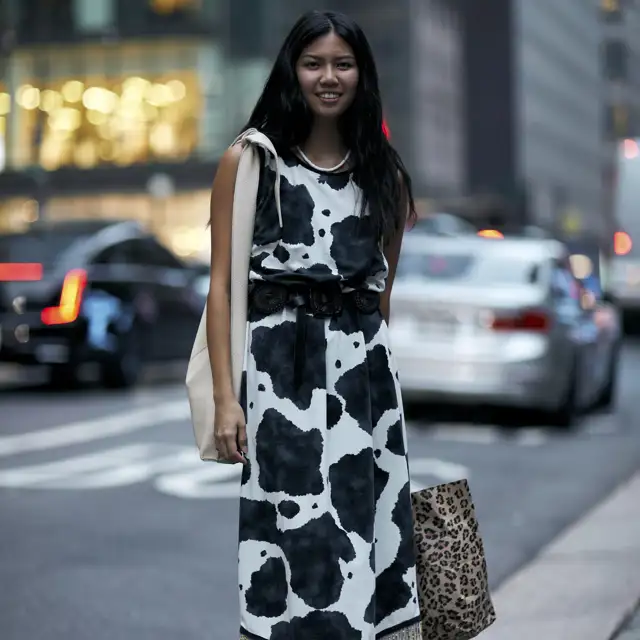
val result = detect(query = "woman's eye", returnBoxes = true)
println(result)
[337,63,352,70]
[305,62,319,69]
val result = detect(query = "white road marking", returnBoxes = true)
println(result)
[515,428,548,447]
[0,444,197,489]
[409,457,469,482]
[0,400,190,457]
[428,424,499,445]
[0,442,469,499]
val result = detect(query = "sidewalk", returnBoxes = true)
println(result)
[480,470,640,640]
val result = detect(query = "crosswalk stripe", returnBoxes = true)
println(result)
[0,400,190,457]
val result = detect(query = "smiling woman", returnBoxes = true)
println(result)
[205,10,421,640]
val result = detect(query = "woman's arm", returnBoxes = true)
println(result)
[379,180,409,324]
[206,143,247,463]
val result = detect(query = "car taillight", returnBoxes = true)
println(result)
[490,309,550,332]
[0,263,43,281]
[41,269,87,325]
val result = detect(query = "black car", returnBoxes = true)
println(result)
[0,219,207,388]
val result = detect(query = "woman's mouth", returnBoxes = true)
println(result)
[317,92,341,104]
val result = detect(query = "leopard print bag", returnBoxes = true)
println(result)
[411,479,496,640]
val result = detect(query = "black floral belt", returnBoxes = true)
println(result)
[248,281,380,389]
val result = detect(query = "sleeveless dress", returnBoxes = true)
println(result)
[238,149,422,640]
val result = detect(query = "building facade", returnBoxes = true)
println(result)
[0,0,464,258]
[460,0,611,242]
[599,0,640,235]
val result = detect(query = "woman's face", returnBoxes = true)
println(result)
[296,31,359,120]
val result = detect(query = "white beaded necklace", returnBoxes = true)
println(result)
[295,146,351,173]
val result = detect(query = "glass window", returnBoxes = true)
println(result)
[601,0,623,22]
[12,72,201,170]
[128,238,183,268]
[73,0,115,32]
[603,40,628,81]
[396,249,543,286]
[0,228,92,272]
[92,243,129,265]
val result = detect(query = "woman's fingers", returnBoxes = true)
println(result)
[237,421,248,455]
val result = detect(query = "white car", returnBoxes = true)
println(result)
[389,234,621,426]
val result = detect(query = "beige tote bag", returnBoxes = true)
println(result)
[186,129,282,462]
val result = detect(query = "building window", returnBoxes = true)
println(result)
[603,40,628,81]
[601,0,623,22]
[605,103,629,137]
[12,72,202,170]
[73,0,115,33]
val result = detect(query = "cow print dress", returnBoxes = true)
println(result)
[238,148,421,640]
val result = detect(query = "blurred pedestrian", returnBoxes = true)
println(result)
[207,10,421,639]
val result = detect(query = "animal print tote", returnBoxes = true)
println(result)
[411,479,496,640]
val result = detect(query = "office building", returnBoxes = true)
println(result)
[460,0,610,240]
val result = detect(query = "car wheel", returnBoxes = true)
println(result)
[100,326,143,389]
[593,344,619,412]
[546,360,579,428]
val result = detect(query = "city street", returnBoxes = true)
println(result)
[2,342,640,640]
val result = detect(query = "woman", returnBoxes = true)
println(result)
[207,10,421,640]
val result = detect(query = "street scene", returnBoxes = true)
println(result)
[2,1,640,639]
[1,336,639,639]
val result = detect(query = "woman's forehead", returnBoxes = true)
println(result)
[300,32,354,58]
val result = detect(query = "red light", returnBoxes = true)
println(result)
[0,263,43,281]
[382,119,390,139]
[490,309,550,332]
[623,138,639,160]
[41,269,87,325]
[614,231,632,256]
[477,229,504,239]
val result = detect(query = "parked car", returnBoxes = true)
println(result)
[389,234,622,425]
[0,219,206,388]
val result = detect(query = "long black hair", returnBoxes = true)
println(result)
[239,10,416,244]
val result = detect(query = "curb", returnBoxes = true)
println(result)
[480,471,640,640]
[610,598,640,639]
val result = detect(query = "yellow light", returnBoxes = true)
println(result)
[146,83,174,107]
[87,110,108,125]
[83,87,118,114]
[0,93,10,116]
[48,108,81,131]
[122,77,150,103]
[62,80,84,103]
[167,79,186,101]
[40,89,63,113]
[17,85,40,110]
[150,122,176,154]
[477,229,504,239]
[74,139,98,168]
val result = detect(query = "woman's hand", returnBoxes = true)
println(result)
[214,398,248,464]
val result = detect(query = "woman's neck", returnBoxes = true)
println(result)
[299,119,348,166]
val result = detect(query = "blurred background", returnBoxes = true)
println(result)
[0,0,636,256]
[2,2,640,639]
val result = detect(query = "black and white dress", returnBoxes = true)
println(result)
[238,149,421,640]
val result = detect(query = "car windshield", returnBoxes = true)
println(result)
[0,231,90,272]
[396,249,543,285]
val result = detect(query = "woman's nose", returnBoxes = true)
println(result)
[320,65,338,84]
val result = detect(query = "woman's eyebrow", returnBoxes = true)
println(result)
[300,53,355,61]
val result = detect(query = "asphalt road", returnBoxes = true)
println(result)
[2,342,640,640]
